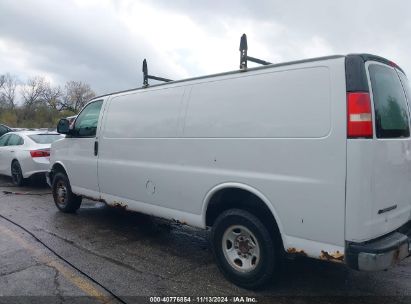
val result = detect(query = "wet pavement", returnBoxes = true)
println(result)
[0,175,410,303]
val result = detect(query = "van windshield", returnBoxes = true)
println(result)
[369,64,410,138]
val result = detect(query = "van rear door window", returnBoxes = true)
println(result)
[397,72,411,102]
[369,64,410,138]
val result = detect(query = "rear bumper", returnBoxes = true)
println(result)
[22,157,50,178]
[346,221,411,271]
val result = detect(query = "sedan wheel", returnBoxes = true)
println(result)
[11,161,24,186]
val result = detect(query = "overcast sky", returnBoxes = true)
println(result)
[0,0,410,96]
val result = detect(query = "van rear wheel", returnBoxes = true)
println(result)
[210,209,278,289]
[52,172,82,213]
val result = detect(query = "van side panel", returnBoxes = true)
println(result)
[104,87,186,138]
[98,58,348,257]
[98,86,187,211]
[184,67,331,138]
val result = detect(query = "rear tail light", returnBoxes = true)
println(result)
[30,149,50,158]
[347,92,373,138]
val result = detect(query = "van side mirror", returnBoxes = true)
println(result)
[57,118,70,134]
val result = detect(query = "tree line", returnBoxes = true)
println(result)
[0,73,96,128]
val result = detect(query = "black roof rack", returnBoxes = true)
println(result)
[142,59,172,87]
[94,56,343,100]
[141,34,271,87]
[239,33,271,69]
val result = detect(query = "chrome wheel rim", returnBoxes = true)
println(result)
[222,225,260,273]
[55,181,68,207]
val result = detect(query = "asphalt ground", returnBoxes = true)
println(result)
[0,174,410,304]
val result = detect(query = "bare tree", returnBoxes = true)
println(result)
[0,74,5,107]
[63,81,96,112]
[42,82,63,110]
[21,76,47,108]
[0,74,18,109]
[0,74,5,89]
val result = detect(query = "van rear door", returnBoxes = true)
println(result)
[346,57,411,243]
[367,62,411,238]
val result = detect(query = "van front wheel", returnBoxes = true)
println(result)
[211,209,278,289]
[52,172,82,213]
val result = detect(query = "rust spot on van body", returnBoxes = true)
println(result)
[320,250,344,262]
[81,194,106,203]
[112,201,128,209]
[172,219,188,226]
[287,248,308,256]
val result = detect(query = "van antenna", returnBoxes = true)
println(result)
[142,59,173,87]
[239,34,271,70]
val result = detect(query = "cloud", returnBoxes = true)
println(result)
[151,0,411,71]
[0,0,159,95]
[0,0,410,99]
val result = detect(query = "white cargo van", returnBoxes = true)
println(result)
[48,53,411,289]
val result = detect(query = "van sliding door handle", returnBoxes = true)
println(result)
[94,141,98,156]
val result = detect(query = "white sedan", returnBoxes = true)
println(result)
[0,131,63,186]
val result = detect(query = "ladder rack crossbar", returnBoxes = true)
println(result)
[142,58,173,87]
[246,56,271,66]
[146,75,172,83]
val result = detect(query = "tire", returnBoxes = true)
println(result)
[210,209,278,289]
[11,160,25,186]
[52,172,82,213]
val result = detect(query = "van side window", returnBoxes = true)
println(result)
[369,64,410,138]
[73,100,103,137]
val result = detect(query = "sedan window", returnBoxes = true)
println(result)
[0,125,8,137]
[28,134,63,144]
[7,134,24,146]
[0,134,10,146]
